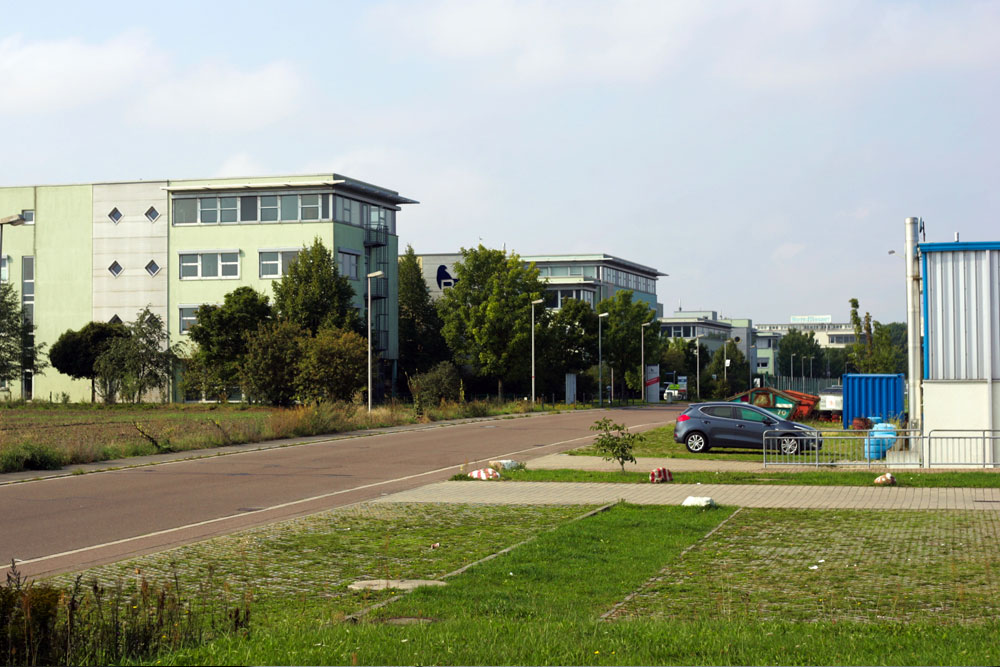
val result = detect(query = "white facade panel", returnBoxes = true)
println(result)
[92,182,169,325]
[924,249,999,381]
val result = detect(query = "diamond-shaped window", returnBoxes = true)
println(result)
[109,314,122,324]
[108,208,123,224]
[145,206,160,222]
[145,260,160,276]
[108,261,123,277]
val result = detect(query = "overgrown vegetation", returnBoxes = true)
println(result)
[0,561,250,666]
[0,400,569,474]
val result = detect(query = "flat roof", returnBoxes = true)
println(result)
[521,253,665,277]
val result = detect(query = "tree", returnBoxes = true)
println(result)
[848,298,907,374]
[49,321,126,402]
[397,245,448,381]
[535,298,598,398]
[240,320,305,406]
[437,245,546,399]
[94,308,180,403]
[272,238,359,335]
[295,326,367,404]
[775,328,824,377]
[1,283,46,393]
[596,291,660,399]
[185,287,273,401]
[590,417,641,473]
[704,340,749,398]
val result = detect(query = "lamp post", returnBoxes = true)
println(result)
[0,215,25,282]
[366,270,384,413]
[598,312,609,406]
[790,353,796,389]
[530,298,543,405]
[640,321,651,403]
[808,355,814,379]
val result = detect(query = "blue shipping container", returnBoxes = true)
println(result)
[842,374,905,429]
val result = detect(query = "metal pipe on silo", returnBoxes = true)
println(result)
[904,217,922,435]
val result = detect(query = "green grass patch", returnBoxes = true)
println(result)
[498,467,1000,487]
[146,504,1000,665]
[568,424,765,461]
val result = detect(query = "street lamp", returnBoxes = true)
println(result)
[640,322,651,403]
[366,270,384,413]
[530,298,544,405]
[790,353,796,388]
[598,312,609,407]
[695,334,703,400]
[0,215,25,282]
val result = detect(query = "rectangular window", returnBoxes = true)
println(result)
[179,252,240,280]
[22,257,34,325]
[240,196,258,222]
[179,307,199,334]
[550,266,569,277]
[259,250,300,278]
[199,197,218,223]
[174,199,197,224]
[569,266,582,276]
[21,210,34,224]
[219,197,238,223]
[321,194,331,220]
[337,251,359,279]
[279,194,298,221]
[0,256,7,282]
[300,194,320,220]
[260,195,279,222]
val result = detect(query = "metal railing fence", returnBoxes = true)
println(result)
[926,430,1000,468]
[762,428,924,467]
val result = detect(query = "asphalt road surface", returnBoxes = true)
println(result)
[0,405,680,579]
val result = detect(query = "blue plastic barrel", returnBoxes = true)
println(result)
[864,422,897,460]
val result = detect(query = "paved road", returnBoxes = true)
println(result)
[0,406,680,579]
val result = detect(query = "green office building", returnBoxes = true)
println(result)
[0,174,416,402]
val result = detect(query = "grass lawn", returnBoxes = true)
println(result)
[491,468,1000,487]
[138,503,998,666]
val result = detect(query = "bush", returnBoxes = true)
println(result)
[410,362,462,408]
[590,417,641,473]
[0,442,66,473]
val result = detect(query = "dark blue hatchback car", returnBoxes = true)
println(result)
[674,402,822,454]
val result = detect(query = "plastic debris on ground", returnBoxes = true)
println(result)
[649,467,673,483]
[874,472,896,486]
[489,459,525,472]
[681,496,716,507]
[469,468,500,480]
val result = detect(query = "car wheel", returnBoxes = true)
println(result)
[779,435,800,456]
[685,432,710,453]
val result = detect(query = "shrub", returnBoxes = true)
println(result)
[590,417,641,473]
[0,442,66,473]
[411,361,462,407]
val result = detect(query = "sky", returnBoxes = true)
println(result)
[2,0,997,324]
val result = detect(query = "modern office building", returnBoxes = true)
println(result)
[416,252,665,316]
[0,174,415,402]
[755,315,857,348]
[657,310,756,370]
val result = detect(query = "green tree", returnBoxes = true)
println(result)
[272,239,358,335]
[0,283,46,393]
[848,298,907,374]
[704,340,749,398]
[536,298,598,398]
[823,346,848,379]
[295,326,367,404]
[659,337,691,384]
[397,245,448,381]
[437,245,546,399]
[49,321,126,402]
[775,328,824,377]
[240,320,305,407]
[94,308,180,403]
[596,291,660,399]
[590,417,642,473]
[185,287,273,401]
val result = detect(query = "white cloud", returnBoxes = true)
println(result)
[133,61,303,132]
[0,31,160,113]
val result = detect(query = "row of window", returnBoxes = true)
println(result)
[537,265,598,279]
[176,249,361,280]
[603,267,656,294]
[172,193,397,232]
[543,288,595,309]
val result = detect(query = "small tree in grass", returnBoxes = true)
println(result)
[590,417,641,473]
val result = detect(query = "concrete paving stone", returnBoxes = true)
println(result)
[375,481,1000,511]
